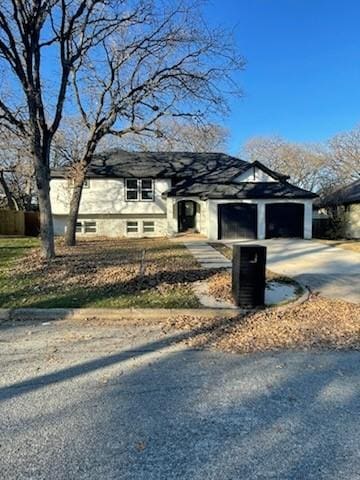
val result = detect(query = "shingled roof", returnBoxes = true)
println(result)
[164,180,317,200]
[319,179,360,207]
[51,150,251,181]
[51,149,316,199]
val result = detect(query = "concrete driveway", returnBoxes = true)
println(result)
[1,319,359,480]
[224,239,360,303]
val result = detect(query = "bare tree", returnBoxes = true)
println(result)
[0,170,17,209]
[0,1,143,258]
[60,2,243,246]
[243,136,328,191]
[0,129,35,210]
[119,119,229,152]
[0,141,35,210]
[328,125,360,185]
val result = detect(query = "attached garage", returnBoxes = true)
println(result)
[218,203,257,239]
[266,203,304,238]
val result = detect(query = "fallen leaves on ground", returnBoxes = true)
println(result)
[164,295,360,353]
[206,269,299,305]
[319,240,360,253]
[9,237,209,304]
[207,270,233,302]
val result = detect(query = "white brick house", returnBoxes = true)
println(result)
[50,151,316,240]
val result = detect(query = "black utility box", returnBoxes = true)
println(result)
[232,245,267,308]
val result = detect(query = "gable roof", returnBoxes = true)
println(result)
[230,160,290,182]
[319,179,360,207]
[50,149,316,199]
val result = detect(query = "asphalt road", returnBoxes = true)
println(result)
[1,319,359,479]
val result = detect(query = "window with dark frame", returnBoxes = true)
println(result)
[125,178,154,201]
[76,222,82,233]
[141,179,153,200]
[125,179,138,200]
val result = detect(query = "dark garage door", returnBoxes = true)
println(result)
[218,204,257,239]
[266,203,304,238]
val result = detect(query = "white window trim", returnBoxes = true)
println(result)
[84,221,97,233]
[143,220,155,233]
[125,178,154,202]
[126,220,139,233]
[71,220,97,234]
[125,220,157,236]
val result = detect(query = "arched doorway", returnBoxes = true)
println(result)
[178,200,197,232]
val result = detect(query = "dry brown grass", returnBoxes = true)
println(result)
[12,237,200,289]
[6,237,211,307]
[166,295,360,353]
[318,239,360,253]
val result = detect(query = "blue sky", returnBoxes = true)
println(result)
[205,0,360,154]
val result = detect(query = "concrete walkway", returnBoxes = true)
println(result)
[184,241,231,269]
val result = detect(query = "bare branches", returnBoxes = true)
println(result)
[244,136,328,192]
[0,0,244,254]
[0,124,34,210]
[117,119,229,152]
[328,125,360,185]
[243,129,360,194]
[67,0,243,159]
[0,1,159,257]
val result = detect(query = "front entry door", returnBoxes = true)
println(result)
[178,200,196,232]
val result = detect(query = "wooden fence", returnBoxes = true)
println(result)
[0,210,40,236]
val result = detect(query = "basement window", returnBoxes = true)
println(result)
[126,221,138,233]
[76,222,82,233]
[143,221,155,233]
[84,221,97,233]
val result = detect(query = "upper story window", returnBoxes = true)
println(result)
[125,178,154,201]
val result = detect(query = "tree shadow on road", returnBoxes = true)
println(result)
[0,316,359,479]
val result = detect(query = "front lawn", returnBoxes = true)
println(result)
[0,236,39,267]
[0,237,207,308]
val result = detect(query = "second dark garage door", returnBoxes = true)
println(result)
[218,203,257,239]
[266,203,304,238]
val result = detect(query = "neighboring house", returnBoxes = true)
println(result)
[316,179,360,239]
[50,150,317,240]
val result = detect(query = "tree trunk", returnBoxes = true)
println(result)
[35,160,55,259]
[0,171,17,210]
[65,180,84,246]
